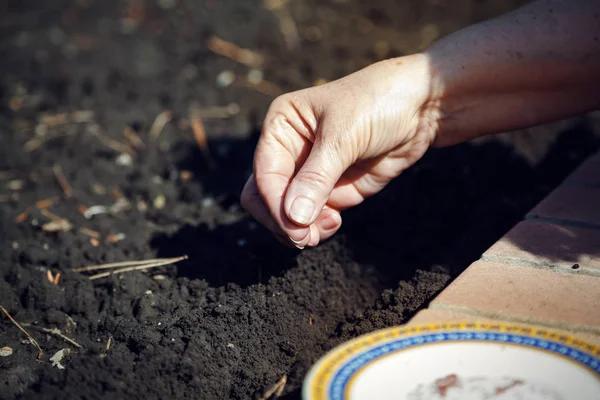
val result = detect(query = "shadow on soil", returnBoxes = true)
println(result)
[151,127,304,287]
[343,120,600,286]
[151,220,300,287]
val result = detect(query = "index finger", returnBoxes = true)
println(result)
[254,97,317,245]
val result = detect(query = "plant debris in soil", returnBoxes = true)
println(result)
[2,0,600,399]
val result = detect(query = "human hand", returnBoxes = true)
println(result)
[241,54,441,248]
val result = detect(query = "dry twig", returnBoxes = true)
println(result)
[73,258,162,273]
[73,256,187,273]
[105,232,126,244]
[240,78,283,97]
[15,210,29,223]
[42,219,72,232]
[71,110,95,123]
[20,324,82,349]
[38,112,68,126]
[40,209,72,232]
[52,164,72,198]
[38,110,94,127]
[123,126,145,149]
[35,196,60,209]
[40,208,61,221]
[92,131,135,156]
[190,116,208,152]
[0,305,43,359]
[259,375,287,400]
[46,270,61,285]
[47,270,54,284]
[78,227,101,238]
[189,111,215,169]
[206,36,264,68]
[43,327,81,348]
[149,111,172,140]
[88,256,188,281]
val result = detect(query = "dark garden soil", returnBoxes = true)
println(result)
[1,1,600,399]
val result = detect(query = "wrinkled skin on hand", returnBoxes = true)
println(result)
[241,55,442,248]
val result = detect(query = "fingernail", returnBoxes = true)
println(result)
[289,196,315,225]
[321,214,340,231]
[288,236,304,250]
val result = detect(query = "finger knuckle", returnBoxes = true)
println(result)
[269,94,292,112]
[325,131,346,153]
[297,169,331,192]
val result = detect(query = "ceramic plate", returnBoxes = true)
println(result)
[303,322,600,400]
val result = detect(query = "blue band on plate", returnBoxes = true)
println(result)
[328,331,600,400]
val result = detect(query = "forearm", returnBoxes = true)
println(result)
[423,0,600,146]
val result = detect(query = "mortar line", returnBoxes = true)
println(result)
[480,254,600,278]
[428,303,600,336]
[524,214,600,231]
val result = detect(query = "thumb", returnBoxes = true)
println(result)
[284,139,347,226]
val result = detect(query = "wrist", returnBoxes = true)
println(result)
[381,53,446,148]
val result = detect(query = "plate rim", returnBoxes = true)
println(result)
[302,321,600,400]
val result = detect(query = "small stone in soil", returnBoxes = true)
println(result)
[247,69,263,85]
[0,346,13,357]
[7,179,24,190]
[153,195,166,209]
[84,205,109,219]
[116,153,133,166]
[50,348,72,369]
[216,70,235,88]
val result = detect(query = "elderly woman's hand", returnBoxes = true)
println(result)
[241,54,440,248]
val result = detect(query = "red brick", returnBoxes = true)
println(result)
[526,185,600,228]
[483,220,600,272]
[430,260,600,332]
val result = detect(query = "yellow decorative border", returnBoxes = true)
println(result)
[303,322,600,400]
